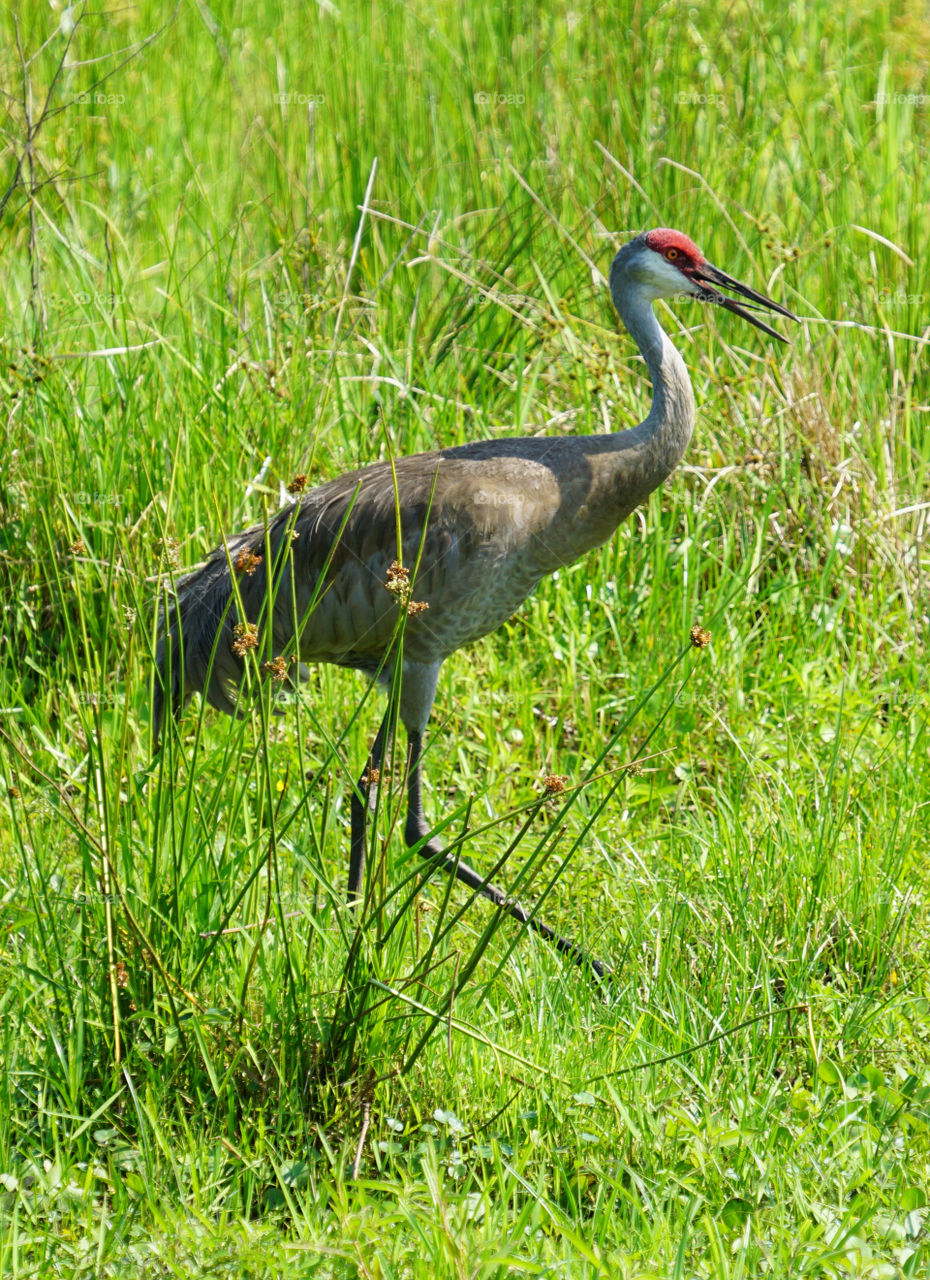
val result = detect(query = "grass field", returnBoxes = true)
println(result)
[1,0,929,1275]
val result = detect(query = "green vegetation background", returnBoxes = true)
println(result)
[0,0,928,1275]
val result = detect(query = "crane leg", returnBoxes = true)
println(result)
[403,730,608,982]
[348,712,390,903]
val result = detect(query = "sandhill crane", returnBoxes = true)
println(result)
[155,228,795,981]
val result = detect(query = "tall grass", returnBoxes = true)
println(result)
[1,0,929,1274]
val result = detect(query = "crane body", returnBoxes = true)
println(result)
[156,229,796,980]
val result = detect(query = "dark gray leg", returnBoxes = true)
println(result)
[348,712,390,903]
[404,730,607,981]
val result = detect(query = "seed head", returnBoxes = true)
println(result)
[689,622,711,649]
[288,473,308,494]
[262,656,288,682]
[235,548,263,575]
[384,560,429,615]
[542,773,569,797]
[385,560,410,596]
[232,621,259,656]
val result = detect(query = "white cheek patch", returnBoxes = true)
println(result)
[638,255,702,301]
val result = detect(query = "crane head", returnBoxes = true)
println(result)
[611,228,797,342]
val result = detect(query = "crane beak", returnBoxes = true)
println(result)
[693,262,798,343]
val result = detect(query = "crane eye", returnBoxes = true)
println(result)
[666,247,680,260]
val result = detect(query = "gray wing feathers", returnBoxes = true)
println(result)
[153,457,460,741]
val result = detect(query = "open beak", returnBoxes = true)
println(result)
[693,262,797,343]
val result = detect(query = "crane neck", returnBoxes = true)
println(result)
[525,283,697,575]
[612,287,696,489]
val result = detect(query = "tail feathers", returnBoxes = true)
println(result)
[153,523,269,748]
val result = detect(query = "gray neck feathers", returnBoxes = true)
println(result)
[610,285,696,492]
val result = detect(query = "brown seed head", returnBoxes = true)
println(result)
[385,560,429,615]
[262,656,289,682]
[235,548,263,575]
[690,623,711,649]
[287,473,308,494]
[69,539,86,556]
[542,773,569,796]
[384,560,410,596]
[232,621,259,656]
